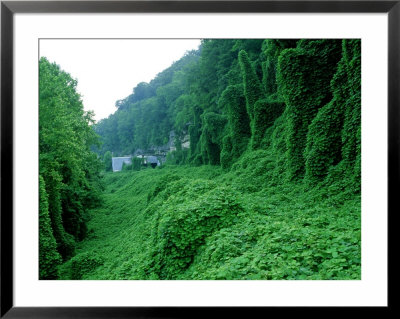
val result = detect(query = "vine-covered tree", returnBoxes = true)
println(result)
[92,39,360,195]
[39,175,62,279]
[39,57,103,267]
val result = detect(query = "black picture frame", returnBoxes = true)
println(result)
[1,1,395,317]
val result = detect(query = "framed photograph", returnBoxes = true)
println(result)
[1,0,395,317]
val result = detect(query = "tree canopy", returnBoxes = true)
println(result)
[39,57,103,278]
[93,39,361,190]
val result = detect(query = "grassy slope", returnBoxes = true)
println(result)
[59,154,361,280]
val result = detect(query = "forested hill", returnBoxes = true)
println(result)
[94,39,360,185]
[39,39,361,280]
[94,39,276,159]
[94,47,201,156]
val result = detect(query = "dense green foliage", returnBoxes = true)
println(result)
[261,39,297,96]
[94,50,201,156]
[252,100,285,149]
[39,175,62,279]
[93,39,358,184]
[148,179,243,279]
[277,40,342,180]
[103,151,113,172]
[41,39,361,280]
[58,164,360,280]
[238,50,265,123]
[39,57,103,276]
[93,40,266,164]
[223,85,250,151]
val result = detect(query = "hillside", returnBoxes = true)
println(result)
[39,38,361,280]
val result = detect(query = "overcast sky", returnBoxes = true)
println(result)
[40,39,201,122]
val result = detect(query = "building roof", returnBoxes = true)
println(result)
[112,157,132,172]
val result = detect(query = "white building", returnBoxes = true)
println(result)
[112,157,132,172]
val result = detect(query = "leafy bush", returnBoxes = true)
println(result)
[148,180,243,279]
[132,157,142,170]
[60,252,104,279]
[121,162,132,171]
[147,173,182,203]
